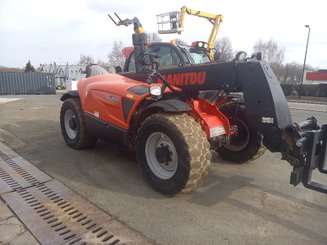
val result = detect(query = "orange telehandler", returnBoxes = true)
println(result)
[60,7,327,195]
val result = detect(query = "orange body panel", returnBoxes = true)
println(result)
[76,73,229,139]
[77,74,150,130]
[188,98,231,139]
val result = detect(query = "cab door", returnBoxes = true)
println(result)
[123,43,185,73]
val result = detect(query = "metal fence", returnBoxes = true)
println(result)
[0,72,56,95]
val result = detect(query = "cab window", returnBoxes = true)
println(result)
[127,52,136,71]
[126,45,181,72]
[150,46,181,68]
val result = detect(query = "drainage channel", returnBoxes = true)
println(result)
[0,144,52,194]
[0,143,151,245]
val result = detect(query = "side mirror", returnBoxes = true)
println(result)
[256,52,262,61]
[115,66,122,73]
[235,51,247,61]
[250,52,263,61]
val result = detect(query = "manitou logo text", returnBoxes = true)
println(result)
[159,72,206,86]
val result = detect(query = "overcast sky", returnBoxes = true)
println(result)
[0,0,326,69]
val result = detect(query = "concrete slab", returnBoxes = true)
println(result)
[0,198,40,245]
[0,94,326,245]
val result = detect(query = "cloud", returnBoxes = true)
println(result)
[87,0,139,15]
[1,0,326,68]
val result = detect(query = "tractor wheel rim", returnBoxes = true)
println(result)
[145,132,178,180]
[224,118,250,151]
[64,109,77,139]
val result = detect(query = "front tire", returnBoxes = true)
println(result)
[216,103,265,163]
[136,113,211,195]
[60,98,97,149]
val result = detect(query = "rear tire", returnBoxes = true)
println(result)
[216,103,265,163]
[60,98,97,149]
[136,113,211,195]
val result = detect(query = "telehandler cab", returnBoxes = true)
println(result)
[60,8,327,195]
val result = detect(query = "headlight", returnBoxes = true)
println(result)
[149,85,162,96]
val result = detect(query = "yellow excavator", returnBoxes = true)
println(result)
[157,6,224,60]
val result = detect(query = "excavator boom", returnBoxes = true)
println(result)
[157,6,223,59]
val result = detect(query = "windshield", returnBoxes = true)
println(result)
[177,45,211,64]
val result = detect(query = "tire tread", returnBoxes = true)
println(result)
[60,98,96,149]
[136,113,211,195]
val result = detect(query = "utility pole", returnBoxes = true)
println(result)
[299,25,310,99]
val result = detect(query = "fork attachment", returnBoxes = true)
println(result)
[286,121,327,194]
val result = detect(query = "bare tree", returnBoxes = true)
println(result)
[146,32,162,43]
[108,39,125,68]
[253,39,285,80]
[175,38,187,45]
[281,62,314,84]
[281,62,301,84]
[305,64,314,72]
[253,39,285,64]
[273,64,286,83]
[97,59,108,66]
[214,37,234,62]
[79,54,94,65]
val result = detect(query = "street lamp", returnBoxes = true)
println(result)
[299,25,310,99]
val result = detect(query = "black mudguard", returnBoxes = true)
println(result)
[144,99,192,112]
[60,90,79,101]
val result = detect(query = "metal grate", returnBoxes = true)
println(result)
[0,143,52,194]
[2,180,150,245]
[64,218,150,245]
[0,142,150,245]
